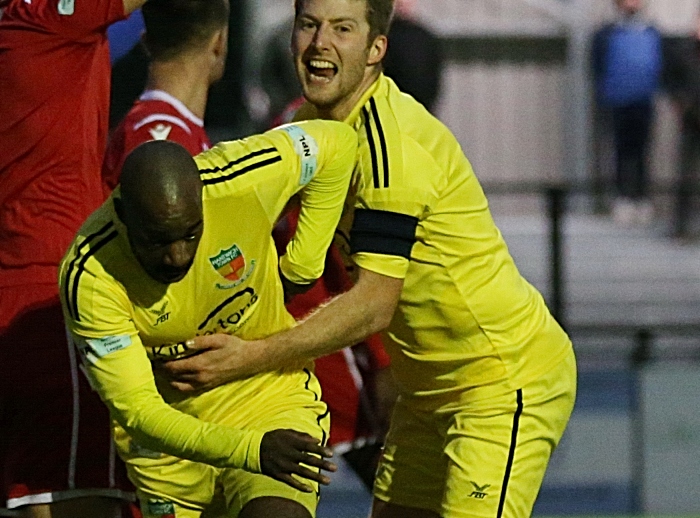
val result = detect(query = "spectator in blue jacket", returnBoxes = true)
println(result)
[593,0,662,226]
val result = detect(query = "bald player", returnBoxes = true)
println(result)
[59,118,357,518]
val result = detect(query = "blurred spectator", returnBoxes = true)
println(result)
[383,0,444,112]
[0,0,145,516]
[592,0,662,226]
[663,10,700,239]
[103,0,229,196]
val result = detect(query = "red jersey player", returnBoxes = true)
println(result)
[103,90,211,195]
[0,0,146,516]
[102,0,229,197]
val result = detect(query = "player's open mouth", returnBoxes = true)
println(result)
[306,59,337,82]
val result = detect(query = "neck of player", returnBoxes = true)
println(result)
[147,58,213,121]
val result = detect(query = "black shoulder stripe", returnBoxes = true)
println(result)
[69,229,119,322]
[199,147,278,175]
[201,155,282,186]
[362,106,381,189]
[369,98,389,188]
[63,222,115,321]
[198,287,254,330]
[350,208,418,259]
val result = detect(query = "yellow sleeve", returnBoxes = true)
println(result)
[70,331,263,472]
[59,258,263,472]
[350,139,430,280]
[276,120,357,284]
[195,120,356,284]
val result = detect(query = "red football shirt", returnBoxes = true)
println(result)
[0,0,126,287]
[102,90,211,195]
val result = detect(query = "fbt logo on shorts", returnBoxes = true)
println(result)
[469,481,491,499]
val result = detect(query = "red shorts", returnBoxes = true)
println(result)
[0,284,134,510]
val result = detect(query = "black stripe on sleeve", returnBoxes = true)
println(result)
[369,98,389,188]
[362,107,381,189]
[70,230,119,322]
[199,147,278,175]
[64,222,115,321]
[497,389,524,518]
[201,155,282,186]
[350,208,418,259]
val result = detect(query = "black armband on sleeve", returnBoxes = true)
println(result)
[350,209,419,259]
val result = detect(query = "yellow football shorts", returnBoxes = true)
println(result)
[374,348,576,517]
[116,370,330,518]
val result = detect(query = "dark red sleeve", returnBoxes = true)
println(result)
[323,241,355,294]
[102,122,129,197]
[17,0,126,39]
[365,333,391,370]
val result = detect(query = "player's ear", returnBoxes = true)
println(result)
[210,25,228,60]
[367,34,387,67]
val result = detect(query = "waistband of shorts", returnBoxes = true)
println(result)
[403,344,575,415]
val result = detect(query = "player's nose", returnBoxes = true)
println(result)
[163,240,193,269]
[311,23,332,49]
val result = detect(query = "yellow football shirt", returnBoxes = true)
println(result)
[59,120,357,470]
[297,75,572,412]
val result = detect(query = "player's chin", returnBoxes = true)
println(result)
[154,266,191,284]
[301,85,338,110]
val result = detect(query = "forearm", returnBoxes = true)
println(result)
[78,335,263,471]
[279,121,356,284]
[109,382,263,471]
[253,269,402,372]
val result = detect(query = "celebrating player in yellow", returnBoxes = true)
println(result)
[59,119,358,518]
[162,0,578,517]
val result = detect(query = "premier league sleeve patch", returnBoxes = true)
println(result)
[86,335,132,358]
[73,334,133,365]
[280,124,319,186]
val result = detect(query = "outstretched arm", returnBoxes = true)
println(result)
[161,268,403,392]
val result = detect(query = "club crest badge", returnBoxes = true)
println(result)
[209,244,256,289]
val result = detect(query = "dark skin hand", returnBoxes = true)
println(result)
[261,429,336,492]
